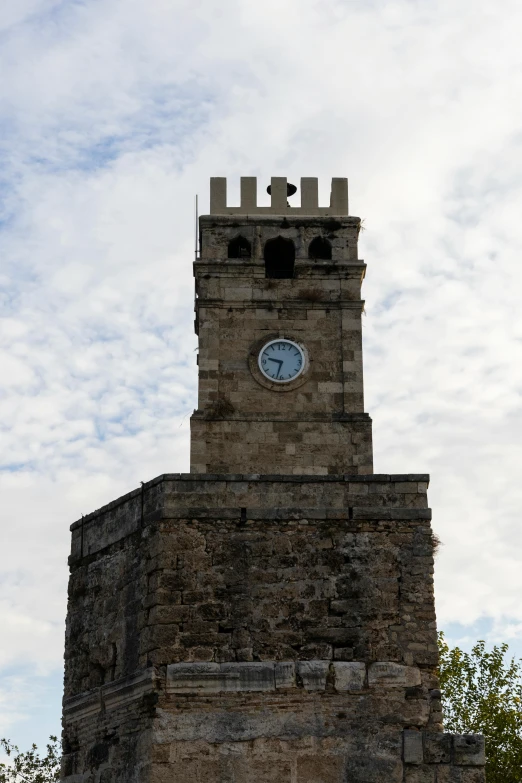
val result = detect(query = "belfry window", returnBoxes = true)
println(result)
[228,235,251,259]
[264,237,295,279]
[308,236,332,260]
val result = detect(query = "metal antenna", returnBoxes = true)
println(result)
[194,194,199,259]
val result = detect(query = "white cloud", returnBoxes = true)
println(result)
[2,0,522,746]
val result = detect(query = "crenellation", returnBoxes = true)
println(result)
[300,176,319,211]
[209,176,349,216]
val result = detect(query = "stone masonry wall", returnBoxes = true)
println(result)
[61,670,157,782]
[190,414,373,476]
[190,215,372,475]
[65,473,435,697]
[62,474,485,781]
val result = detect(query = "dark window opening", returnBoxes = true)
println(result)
[228,235,251,258]
[264,236,295,279]
[308,236,332,260]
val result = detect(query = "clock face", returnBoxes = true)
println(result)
[258,339,305,383]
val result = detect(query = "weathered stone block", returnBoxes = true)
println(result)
[435,767,486,783]
[297,660,329,690]
[166,662,223,694]
[404,767,436,783]
[424,732,452,764]
[274,661,295,689]
[453,735,486,766]
[334,646,354,660]
[296,755,345,782]
[344,756,403,782]
[368,662,422,688]
[224,662,276,692]
[228,759,293,782]
[333,661,365,691]
[150,759,221,783]
[403,730,423,764]
[166,662,277,694]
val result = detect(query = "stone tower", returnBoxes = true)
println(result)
[191,177,372,476]
[61,177,486,783]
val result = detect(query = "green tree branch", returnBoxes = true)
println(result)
[438,632,522,783]
[0,737,60,783]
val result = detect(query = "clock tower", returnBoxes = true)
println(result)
[61,176,486,783]
[191,176,373,476]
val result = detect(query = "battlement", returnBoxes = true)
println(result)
[209,176,349,216]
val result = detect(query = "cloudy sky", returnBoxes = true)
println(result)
[2,0,522,751]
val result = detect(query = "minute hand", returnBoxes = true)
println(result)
[268,358,284,378]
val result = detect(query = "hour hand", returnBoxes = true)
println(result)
[268,358,283,378]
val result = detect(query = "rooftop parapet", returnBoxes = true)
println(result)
[209,176,349,216]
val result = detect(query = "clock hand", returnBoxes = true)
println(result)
[268,358,284,378]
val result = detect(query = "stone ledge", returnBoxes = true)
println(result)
[199,214,361,226]
[63,668,157,723]
[190,411,372,422]
[158,472,430,483]
[195,299,367,310]
[143,506,432,522]
[166,660,417,695]
[353,508,432,521]
[70,473,430,530]
[63,661,422,721]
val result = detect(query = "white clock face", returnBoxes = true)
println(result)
[258,339,305,383]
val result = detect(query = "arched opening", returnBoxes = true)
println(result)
[264,237,295,279]
[228,235,251,259]
[308,236,332,260]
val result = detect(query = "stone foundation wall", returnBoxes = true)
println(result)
[62,474,485,782]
